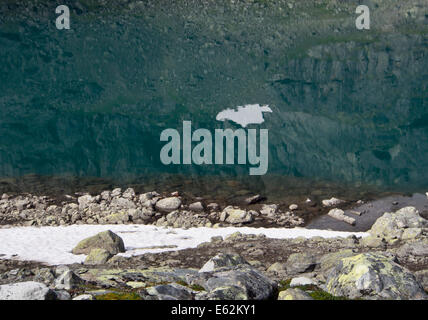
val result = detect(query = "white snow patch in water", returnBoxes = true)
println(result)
[0,224,368,265]
[216,104,272,127]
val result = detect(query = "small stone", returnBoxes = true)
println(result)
[245,194,263,205]
[278,288,313,300]
[73,294,95,300]
[289,204,298,211]
[322,197,344,207]
[111,188,122,197]
[189,202,204,212]
[267,262,287,273]
[155,197,182,212]
[222,206,253,224]
[207,203,219,211]
[290,277,316,287]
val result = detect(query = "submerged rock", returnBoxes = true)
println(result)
[326,252,427,300]
[322,197,344,207]
[72,230,125,255]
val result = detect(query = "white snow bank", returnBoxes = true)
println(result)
[0,224,368,265]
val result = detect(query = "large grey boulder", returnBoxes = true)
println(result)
[285,252,318,274]
[199,253,249,273]
[146,283,194,300]
[72,230,125,255]
[155,197,182,212]
[0,281,57,300]
[326,252,427,300]
[204,267,277,300]
[368,207,427,243]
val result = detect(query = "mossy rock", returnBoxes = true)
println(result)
[72,230,125,255]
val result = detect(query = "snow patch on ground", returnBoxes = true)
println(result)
[0,224,368,265]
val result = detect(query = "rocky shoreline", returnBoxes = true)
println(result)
[0,188,312,228]
[0,189,427,300]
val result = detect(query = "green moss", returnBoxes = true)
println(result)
[278,279,292,292]
[278,279,347,300]
[175,280,189,287]
[308,290,348,300]
[174,280,205,292]
[95,292,143,300]
[190,284,206,292]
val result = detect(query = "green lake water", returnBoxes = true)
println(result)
[0,1,427,197]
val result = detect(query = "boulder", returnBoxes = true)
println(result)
[285,252,318,274]
[105,211,130,224]
[53,290,71,300]
[368,206,427,243]
[289,204,298,211]
[245,194,263,205]
[73,294,95,300]
[360,236,386,248]
[326,252,427,300]
[78,194,94,210]
[267,262,287,274]
[84,248,113,265]
[0,281,57,300]
[122,188,136,200]
[197,286,248,300]
[199,253,249,273]
[318,249,356,274]
[415,270,428,292]
[322,197,344,207]
[155,197,182,212]
[204,267,277,300]
[55,270,84,290]
[327,208,355,225]
[72,230,125,255]
[260,204,278,217]
[290,277,316,287]
[395,239,428,266]
[146,283,194,300]
[110,197,136,210]
[278,288,313,300]
[189,202,204,212]
[221,206,254,224]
